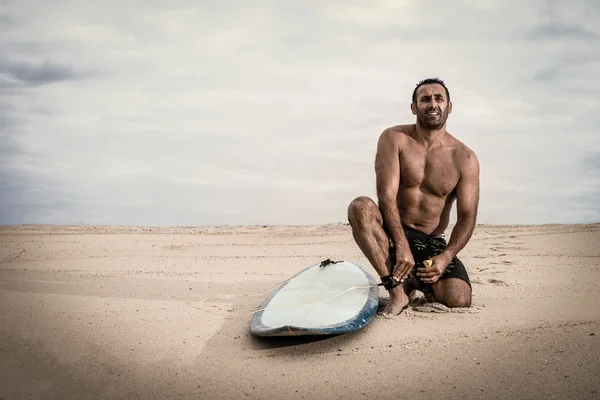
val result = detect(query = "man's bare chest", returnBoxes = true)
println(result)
[399,151,460,197]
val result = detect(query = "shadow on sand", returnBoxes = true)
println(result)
[249,334,343,350]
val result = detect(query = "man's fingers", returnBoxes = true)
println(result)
[392,262,404,280]
[402,263,412,277]
[391,254,416,282]
[415,260,444,283]
[401,263,414,281]
[416,266,438,275]
[391,261,413,282]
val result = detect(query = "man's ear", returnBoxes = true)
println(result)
[448,101,453,114]
[410,102,416,115]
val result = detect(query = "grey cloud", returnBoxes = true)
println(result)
[566,152,600,223]
[0,14,19,27]
[528,23,600,41]
[0,27,97,222]
[580,153,600,171]
[0,114,34,224]
[543,0,600,18]
[0,60,88,88]
[532,68,559,82]
[0,41,56,57]
[529,49,600,97]
[0,111,34,224]
[0,134,80,225]
[583,0,600,15]
[0,171,73,225]
[0,64,90,224]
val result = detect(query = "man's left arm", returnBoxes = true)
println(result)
[416,149,480,283]
[441,150,480,261]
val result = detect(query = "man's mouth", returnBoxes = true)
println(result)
[426,111,440,116]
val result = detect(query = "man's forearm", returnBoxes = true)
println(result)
[378,198,408,250]
[442,216,476,261]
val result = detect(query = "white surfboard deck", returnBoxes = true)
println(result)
[250,260,379,337]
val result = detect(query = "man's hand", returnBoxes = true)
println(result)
[416,255,451,284]
[391,247,415,283]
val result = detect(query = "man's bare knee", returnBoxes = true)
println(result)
[347,196,380,226]
[432,279,472,308]
[444,293,471,308]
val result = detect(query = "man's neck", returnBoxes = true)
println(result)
[413,123,447,148]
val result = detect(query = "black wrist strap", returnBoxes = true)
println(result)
[379,275,401,290]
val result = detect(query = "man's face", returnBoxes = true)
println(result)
[411,83,452,130]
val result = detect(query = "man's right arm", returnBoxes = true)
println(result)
[375,128,413,280]
[375,129,404,246]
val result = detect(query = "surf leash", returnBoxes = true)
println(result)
[318,258,343,268]
[378,259,433,290]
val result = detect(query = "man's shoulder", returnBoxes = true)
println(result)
[446,134,479,173]
[380,124,415,140]
[446,133,477,159]
[385,124,415,134]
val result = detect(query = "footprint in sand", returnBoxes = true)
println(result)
[379,296,481,315]
[412,302,480,314]
[163,244,186,250]
[488,278,508,286]
[413,302,452,313]
[3,249,26,263]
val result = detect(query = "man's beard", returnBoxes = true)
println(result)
[417,107,448,130]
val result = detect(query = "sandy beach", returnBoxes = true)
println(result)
[1,223,599,399]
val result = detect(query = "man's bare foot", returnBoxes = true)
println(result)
[379,287,409,319]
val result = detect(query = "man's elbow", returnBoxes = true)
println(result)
[377,192,397,208]
[457,208,478,225]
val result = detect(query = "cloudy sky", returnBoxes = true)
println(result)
[1,0,599,226]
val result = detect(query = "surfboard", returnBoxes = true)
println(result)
[249,260,379,337]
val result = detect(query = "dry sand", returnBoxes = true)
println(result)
[1,223,599,399]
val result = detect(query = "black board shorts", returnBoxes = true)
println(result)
[389,225,471,293]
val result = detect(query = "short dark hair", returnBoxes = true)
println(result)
[412,77,450,104]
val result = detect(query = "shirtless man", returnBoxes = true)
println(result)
[347,77,480,317]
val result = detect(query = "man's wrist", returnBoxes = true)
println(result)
[391,235,409,252]
[438,250,455,263]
